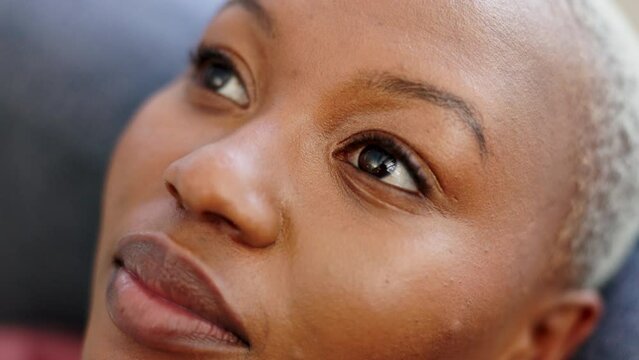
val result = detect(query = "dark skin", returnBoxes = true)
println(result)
[83,0,603,359]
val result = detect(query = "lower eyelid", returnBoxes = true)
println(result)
[183,78,242,113]
[335,160,434,215]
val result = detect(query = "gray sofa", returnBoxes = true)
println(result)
[0,1,636,358]
[0,0,220,330]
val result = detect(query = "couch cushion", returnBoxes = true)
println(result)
[575,242,639,359]
[0,0,220,331]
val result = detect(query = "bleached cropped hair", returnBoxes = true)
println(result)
[563,0,639,288]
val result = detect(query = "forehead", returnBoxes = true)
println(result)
[249,0,572,71]
[218,0,580,111]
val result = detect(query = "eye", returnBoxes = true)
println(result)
[346,144,420,193]
[191,46,249,107]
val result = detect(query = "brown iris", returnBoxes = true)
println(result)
[357,145,398,179]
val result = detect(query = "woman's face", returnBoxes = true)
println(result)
[84,1,593,359]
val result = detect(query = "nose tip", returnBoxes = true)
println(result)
[163,147,280,249]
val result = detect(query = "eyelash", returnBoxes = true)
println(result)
[338,131,431,196]
[190,45,231,72]
[188,45,249,104]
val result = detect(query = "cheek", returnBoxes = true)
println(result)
[285,206,530,359]
[102,83,223,228]
[103,90,178,220]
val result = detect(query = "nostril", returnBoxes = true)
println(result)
[165,181,185,209]
[202,210,239,231]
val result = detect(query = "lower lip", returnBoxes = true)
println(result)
[106,267,244,353]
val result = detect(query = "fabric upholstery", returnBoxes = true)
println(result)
[0,0,220,331]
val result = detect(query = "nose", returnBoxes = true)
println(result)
[163,133,281,248]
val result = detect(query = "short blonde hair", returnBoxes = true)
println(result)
[564,0,639,288]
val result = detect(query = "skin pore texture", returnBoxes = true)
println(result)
[82,0,628,359]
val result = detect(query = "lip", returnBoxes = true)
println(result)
[106,231,249,353]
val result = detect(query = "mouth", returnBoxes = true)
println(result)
[106,231,249,354]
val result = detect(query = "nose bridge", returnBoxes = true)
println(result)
[163,121,281,248]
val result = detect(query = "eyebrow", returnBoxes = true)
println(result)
[221,0,275,36]
[218,2,487,157]
[370,73,488,155]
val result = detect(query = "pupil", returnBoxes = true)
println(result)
[204,61,233,90]
[358,145,397,178]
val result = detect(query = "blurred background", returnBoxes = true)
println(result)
[0,1,637,359]
[619,0,639,22]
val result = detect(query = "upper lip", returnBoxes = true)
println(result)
[113,231,250,347]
